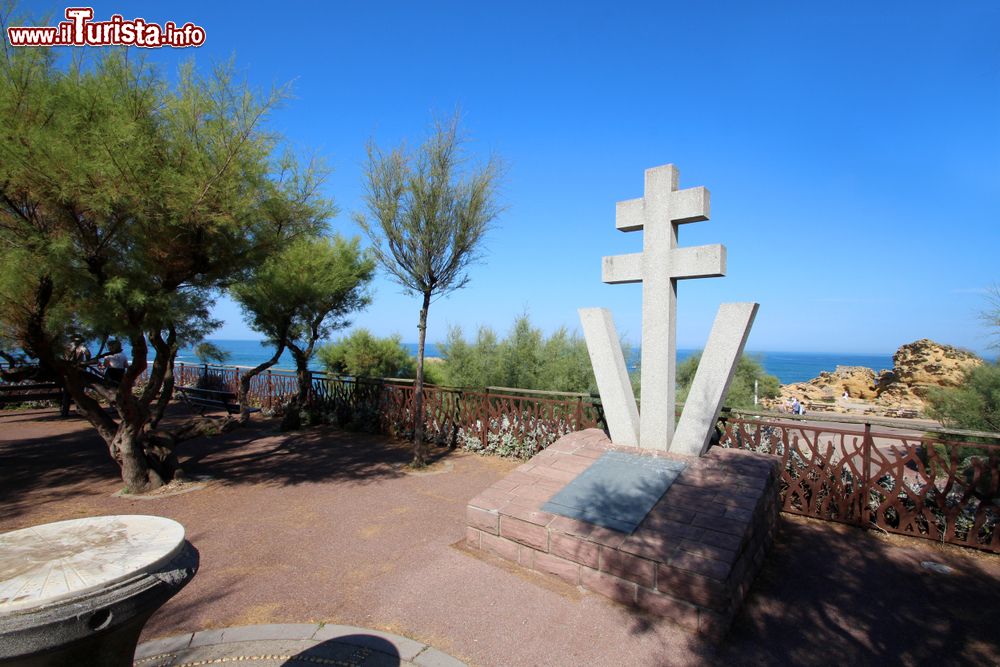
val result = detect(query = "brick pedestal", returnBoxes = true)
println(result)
[465,429,781,640]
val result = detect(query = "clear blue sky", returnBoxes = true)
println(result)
[21,1,1000,354]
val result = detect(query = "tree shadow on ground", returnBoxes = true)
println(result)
[639,516,1000,666]
[177,419,453,488]
[0,411,122,523]
[553,463,1000,664]
[0,407,456,524]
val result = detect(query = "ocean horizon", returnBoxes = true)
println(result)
[167,339,902,385]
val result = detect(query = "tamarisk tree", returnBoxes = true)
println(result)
[231,234,375,425]
[356,115,503,465]
[0,45,322,492]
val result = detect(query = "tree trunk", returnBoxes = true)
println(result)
[280,343,313,431]
[412,290,432,467]
[238,342,285,424]
[150,346,178,429]
[111,421,164,494]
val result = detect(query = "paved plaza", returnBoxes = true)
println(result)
[2,407,1000,667]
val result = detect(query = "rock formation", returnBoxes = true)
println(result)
[880,338,981,400]
[769,339,982,415]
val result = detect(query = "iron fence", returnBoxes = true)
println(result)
[716,413,1000,553]
[4,360,999,553]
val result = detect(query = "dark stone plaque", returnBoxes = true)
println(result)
[541,451,687,534]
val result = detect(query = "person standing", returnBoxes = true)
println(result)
[102,339,128,384]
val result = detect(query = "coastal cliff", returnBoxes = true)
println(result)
[769,339,981,415]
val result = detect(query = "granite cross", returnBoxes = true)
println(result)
[607,165,722,450]
[579,164,758,454]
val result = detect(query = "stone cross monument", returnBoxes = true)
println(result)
[580,164,758,456]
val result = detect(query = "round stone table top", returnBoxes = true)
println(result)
[0,515,185,614]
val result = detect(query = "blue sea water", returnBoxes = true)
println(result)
[169,339,894,385]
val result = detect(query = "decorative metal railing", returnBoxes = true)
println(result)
[4,361,998,553]
[169,363,605,456]
[716,412,1000,554]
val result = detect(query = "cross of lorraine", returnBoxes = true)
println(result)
[579,164,758,456]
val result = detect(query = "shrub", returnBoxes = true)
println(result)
[676,353,780,409]
[438,314,599,393]
[318,329,415,379]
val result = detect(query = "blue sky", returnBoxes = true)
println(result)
[19,1,1000,354]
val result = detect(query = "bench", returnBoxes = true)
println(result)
[0,382,70,416]
[175,386,259,416]
[0,382,63,404]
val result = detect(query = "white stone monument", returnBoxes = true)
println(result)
[580,164,758,456]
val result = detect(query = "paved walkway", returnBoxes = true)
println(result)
[3,408,1000,666]
[135,623,465,667]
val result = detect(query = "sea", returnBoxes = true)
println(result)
[167,339,896,385]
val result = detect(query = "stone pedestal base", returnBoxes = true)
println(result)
[0,541,198,667]
[465,429,780,640]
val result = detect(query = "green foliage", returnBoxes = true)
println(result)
[438,315,597,393]
[676,353,781,409]
[318,329,415,378]
[355,113,505,462]
[0,36,327,488]
[355,114,504,301]
[232,235,375,359]
[193,342,230,365]
[926,362,1000,433]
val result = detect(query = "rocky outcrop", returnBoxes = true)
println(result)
[769,339,982,415]
[780,366,881,404]
[881,338,981,400]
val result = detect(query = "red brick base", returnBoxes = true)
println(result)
[465,429,781,640]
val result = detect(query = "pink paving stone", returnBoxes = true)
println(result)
[532,550,581,586]
[465,432,782,642]
[637,519,702,541]
[502,471,537,486]
[580,567,637,606]
[600,547,655,588]
[501,502,556,527]
[466,506,499,534]
[692,513,748,537]
[467,493,509,512]
[642,505,698,526]
[549,532,600,569]
[664,492,727,517]
[501,493,542,510]
[513,484,559,503]
[669,551,731,582]
[712,493,760,510]
[547,516,594,538]
[725,507,755,523]
[656,565,730,611]
[465,526,481,549]
[549,456,596,474]
[619,529,679,563]
[530,465,579,484]
[499,516,549,551]
[585,525,629,549]
[677,539,738,564]
[636,589,699,632]
[572,446,608,459]
[699,528,744,552]
[673,469,730,485]
[480,532,520,562]
[518,544,535,568]
[490,477,521,491]
[546,439,581,453]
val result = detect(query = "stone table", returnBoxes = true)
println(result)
[0,515,198,667]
